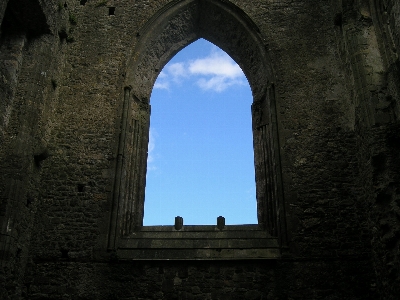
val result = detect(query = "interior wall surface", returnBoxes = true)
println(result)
[0,0,64,298]
[0,0,399,299]
[347,0,400,298]
[0,0,9,25]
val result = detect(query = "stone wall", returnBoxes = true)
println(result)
[387,0,400,53]
[354,1,400,298]
[24,260,374,300]
[0,0,9,26]
[0,0,62,297]
[0,0,399,299]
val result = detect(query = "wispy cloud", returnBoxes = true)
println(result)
[189,51,245,92]
[154,80,169,90]
[154,47,245,92]
[147,129,157,171]
[189,51,243,78]
[153,71,170,90]
[196,75,244,92]
[168,62,187,82]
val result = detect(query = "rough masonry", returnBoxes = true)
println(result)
[1,0,400,299]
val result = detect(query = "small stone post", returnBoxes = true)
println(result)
[217,216,225,230]
[175,216,183,230]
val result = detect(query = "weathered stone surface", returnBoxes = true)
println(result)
[0,0,400,299]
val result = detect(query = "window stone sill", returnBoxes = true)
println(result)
[115,225,281,260]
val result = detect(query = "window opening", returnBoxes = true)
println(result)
[143,39,257,226]
[107,0,288,258]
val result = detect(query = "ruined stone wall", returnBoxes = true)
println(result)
[0,0,65,298]
[386,0,400,53]
[362,1,400,298]
[0,1,9,27]
[0,33,62,298]
[341,0,400,298]
[28,0,375,298]
[25,260,374,300]
[1,0,400,299]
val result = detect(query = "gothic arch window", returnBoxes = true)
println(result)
[143,39,257,226]
[107,0,287,260]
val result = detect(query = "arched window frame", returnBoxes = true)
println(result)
[107,0,287,260]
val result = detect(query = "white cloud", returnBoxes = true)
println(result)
[157,71,168,79]
[197,76,244,92]
[189,51,245,92]
[153,47,246,92]
[153,71,170,90]
[167,62,187,81]
[147,129,157,171]
[189,52,243,79]
[154,81,169,90]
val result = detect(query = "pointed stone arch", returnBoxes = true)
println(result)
[126,0,272,103]
[108,0,287,259]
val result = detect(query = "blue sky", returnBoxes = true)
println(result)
[143,38,257,226]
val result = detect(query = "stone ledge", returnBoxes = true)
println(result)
[116,248,280,260]
[115,225,280,260]
[138,225,261,231]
